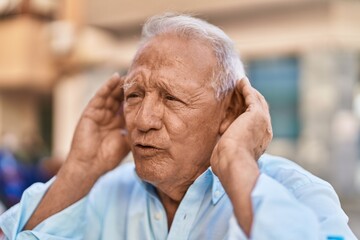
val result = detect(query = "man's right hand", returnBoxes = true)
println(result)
[24,73,130,230]
[68,73,130,178]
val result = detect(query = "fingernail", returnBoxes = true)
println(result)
[112,72,120,78]
[120,129,128,136]
[244,77,251,85]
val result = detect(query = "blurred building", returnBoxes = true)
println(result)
[0,0,59,160]
[1,0,360,198]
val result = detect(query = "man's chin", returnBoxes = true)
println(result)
[134,161,167,185]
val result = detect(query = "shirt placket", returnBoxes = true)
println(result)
[166,170,212,240]
[147,186,168,240]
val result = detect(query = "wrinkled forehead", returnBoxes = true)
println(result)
[132,39,178,69]
[132,34,217,72]
[126,34,217,88]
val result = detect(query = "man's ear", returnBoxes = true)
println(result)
[219,80,246,135]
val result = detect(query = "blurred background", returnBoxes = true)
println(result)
[0,0,359,237]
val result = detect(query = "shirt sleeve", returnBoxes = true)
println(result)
[228,173,357,240]
[250,174,321,240]
[292,181,357,240]
[0,178,92,240]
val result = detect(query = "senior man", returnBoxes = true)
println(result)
[0,14,356,240]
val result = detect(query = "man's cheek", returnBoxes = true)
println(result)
[123,109,134,128]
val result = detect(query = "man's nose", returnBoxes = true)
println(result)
[135,95,163,132]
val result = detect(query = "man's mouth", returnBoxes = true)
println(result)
[135,143,159,149]
[133,143,165,157]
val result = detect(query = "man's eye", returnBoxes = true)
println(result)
[125,92,143,104]
[165,95,178,101]
[126,93,140,100]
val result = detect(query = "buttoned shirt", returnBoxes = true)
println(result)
[0,154,357,240]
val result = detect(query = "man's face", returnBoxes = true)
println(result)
[124,34,226,187]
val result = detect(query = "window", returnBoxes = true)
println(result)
[247,57,300,139]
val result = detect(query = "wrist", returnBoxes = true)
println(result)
[215,148,259,197]
[65,152,109,178]
[58,159,103,190]
[215,148,259,179]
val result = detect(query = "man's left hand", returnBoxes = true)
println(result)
[210,77,272,179]
[210,77,272,236]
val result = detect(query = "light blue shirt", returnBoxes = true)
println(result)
[0,154,357,240]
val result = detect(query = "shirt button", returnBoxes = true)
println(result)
[154,212,162,220]
[214,190,221,198]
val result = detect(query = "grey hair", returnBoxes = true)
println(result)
[140,13,245,99]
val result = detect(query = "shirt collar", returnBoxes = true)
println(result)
[209,167,226,205]
[135,166,226,205]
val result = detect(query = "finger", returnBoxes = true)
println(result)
[237,77,259,110]
[253,88,269,112]
[91,74,123,110]
[111,76,125,101]
[118,103,127,128]
[109,77,126,114]
[105,97,120,112]
[251,87,273,134]
[239,78,273,142]
[241,76,268,110]
[248,85,271,126]
[95,76,124,115]
[96,73,121,98]
[102,76,125,116]
[89,96,106,109]
[236,77,249,97]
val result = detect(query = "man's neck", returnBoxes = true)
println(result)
[155,177,196,229]
[153,164,210,229]
[156,190,182,230]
